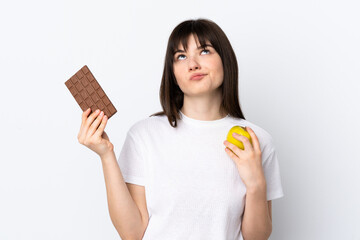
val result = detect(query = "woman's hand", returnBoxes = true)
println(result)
[77,108,114,157]
[223,127,266,190]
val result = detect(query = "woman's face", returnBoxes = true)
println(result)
[173,34,224,97]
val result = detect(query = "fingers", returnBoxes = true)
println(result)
[84,109,101,132]
[78,109,101,142]
[225,145,240,160]
[87,110,105,138]
[224,128,256,158]
[81,108,91,126]
[93,114,108,138]
[245,127,261,153]
[78,108,92,141]
[233,133,253,151]
[224,140,242,159]
[224,127,262,163]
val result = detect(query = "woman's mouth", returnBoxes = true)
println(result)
[190,74,207,80]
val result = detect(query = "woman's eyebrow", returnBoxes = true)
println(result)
[174,44,213,55]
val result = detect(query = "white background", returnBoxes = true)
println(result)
[0,0,359,239]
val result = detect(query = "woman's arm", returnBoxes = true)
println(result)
[100,151,146,240]
[241,184,272,240]
[224,128,273,239]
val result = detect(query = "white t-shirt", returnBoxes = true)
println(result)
[117,110,284,240]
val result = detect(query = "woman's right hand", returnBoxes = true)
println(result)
[77,108,114,157]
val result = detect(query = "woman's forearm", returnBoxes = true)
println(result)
[241,183,272,240]
[100,151,145,240]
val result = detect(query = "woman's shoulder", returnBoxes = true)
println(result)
[127,114,169,135]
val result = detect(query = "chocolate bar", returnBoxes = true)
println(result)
[65,65,117,119]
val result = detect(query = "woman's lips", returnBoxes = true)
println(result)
[190,74,206,80]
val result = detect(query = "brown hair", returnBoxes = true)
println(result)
[149,18,246,127]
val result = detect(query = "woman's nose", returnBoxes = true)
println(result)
[188,57,201,71]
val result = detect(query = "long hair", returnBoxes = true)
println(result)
[149,18,246,128]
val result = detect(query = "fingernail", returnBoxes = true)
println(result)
[232,133,238,137]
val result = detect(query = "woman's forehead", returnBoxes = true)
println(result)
[176,35,211,50]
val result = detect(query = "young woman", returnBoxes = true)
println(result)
[78,18,284,240]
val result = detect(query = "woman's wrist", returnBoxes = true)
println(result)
[100,150,116,162]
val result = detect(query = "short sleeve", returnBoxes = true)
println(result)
[117,130,146,186]
[262,146,284,201]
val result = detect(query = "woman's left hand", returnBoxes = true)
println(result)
[223,126,266,190]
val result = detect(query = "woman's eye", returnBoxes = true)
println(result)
[176,49,210,60]
[177,54,186,60]
[201,49,210,54]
